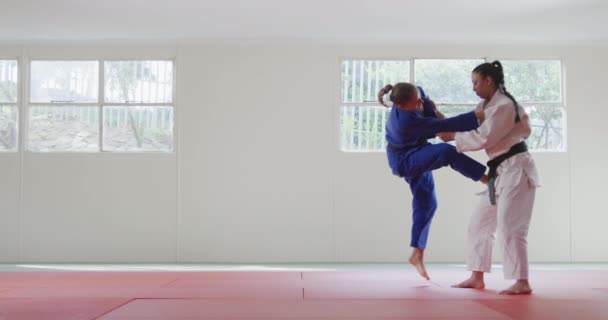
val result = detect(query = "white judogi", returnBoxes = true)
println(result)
[455,90,541,280]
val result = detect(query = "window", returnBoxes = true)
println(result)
[501,60,565,151]
[339,58,566,152]
[340,60,410,151]
[0,60,19,152]
[28,60,174,152]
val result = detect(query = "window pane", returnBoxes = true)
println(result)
[340,105,388,151]
[414,59,484,104]
[525,105,566,151]
[28,106,99,152]
[105,61,173,103]
[0,106,18,151]
[30,61,99,103]
[102,106,173,152]
[0,60,18,103]
[342,60,410,103]
[502,60,561,103]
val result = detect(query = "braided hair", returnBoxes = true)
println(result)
[473,60,521,122]
[378,82,417,108]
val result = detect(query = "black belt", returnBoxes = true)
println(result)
[486,141,528,205]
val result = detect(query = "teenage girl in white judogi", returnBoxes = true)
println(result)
[438,60,541,295]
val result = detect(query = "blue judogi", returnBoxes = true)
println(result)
[386,88,486,249]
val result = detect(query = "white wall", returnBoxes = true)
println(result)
[0,43,605,263]
[177,46,335,262]
[567,47,608,262]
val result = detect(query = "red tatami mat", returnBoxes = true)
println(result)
[0,298,132,320]
[0,267,606,319]
[99,299,511,319]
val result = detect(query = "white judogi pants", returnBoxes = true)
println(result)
[466,153,539,280]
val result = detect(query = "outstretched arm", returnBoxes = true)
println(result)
[405,110,484,137]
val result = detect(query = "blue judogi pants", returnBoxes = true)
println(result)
[398,143,485,249]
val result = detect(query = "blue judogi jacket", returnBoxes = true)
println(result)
[385,87,479,177]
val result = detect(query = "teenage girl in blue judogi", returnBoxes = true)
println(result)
[380,83,488,280]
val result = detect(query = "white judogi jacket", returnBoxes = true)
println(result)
[455,90,541,279]
[455,90,541,192]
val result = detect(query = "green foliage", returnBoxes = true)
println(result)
[503,60,561,102]
[0,81,17,102]
[341,106,389,150]
[415,59,483,103]
[0,106,17,150]
[526,106,565,150]
[105,61,156,102]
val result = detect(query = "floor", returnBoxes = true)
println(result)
[0,263,607,319]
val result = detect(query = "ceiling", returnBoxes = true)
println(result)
[0,0,606,45]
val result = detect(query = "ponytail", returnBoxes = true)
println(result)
[499,84,521,122]
[378,83,417,108]
[378,84,393,108]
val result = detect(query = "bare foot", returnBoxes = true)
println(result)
[408,248,430,280]
[451,273,485,289]
[499,280,532,295]
[480,175,489,185]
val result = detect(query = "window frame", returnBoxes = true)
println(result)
[25,58,176,154]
